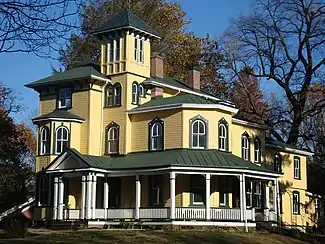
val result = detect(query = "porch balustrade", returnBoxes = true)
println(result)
[64,209,81,220]
[210,208,241,221]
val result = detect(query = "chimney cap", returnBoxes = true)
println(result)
[151,52,164,60]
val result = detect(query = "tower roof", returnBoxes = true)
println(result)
[92,9,160,39]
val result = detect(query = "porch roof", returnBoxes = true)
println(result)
[50,148,278,175]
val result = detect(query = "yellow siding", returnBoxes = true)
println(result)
[130,109,183,152]
[231,122,266,161]
[39,94,56,115]
[88,86,102,155]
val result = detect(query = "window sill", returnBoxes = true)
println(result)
[103,105,122,108]
[294,177,301,180]
[293,213,301,215]
[56,106,72,111]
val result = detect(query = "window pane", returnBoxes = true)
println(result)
[194,193,203,203]
[56,141,62,153]
[193,121,198,133]
[115,39,120,61]
[198,121,205,133]
[62,141,68,151]
[193,135,198,147]
[199,135,205,148]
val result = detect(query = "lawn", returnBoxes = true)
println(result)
[0,229,316,244]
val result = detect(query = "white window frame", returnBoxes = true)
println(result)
[139,84,145,98]
[115,38,120,61]
[132,82,138,104]
[114,84,121,105]
[40,127,49,155]
[219,123,227,151]
[191,120,206,149]
[107,127,118,154]
[294,157,301,179]
[293,192,300,214]
[55,126,69,154]
[139,39,144,63]
[134,36,144,63]
[58,88,72,109]
[254,181,262,209]
[242,135,249,160]
[254,138,260,163]
[151,123,163,151]
[246,181,253,208]
[274,154,282,172]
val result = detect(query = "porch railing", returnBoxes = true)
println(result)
[246,208,255,221]
[175,207,206,220]
[64,209,81,220]
[211,208,241,221]
[139,208,169,219]
[106,209,134,219]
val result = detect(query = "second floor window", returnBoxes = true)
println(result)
[218,119,228,151]
[108,38,120,62]
[293,191,300,215]
[40,126,50,155]
[274,153,282,173]
[105,83,121,107]
[149,118,164,151]
[58,88,72,109]
[106,122,119,155]
[294,156,301,179]
[134,37,144,63]
[191,118,207,149]
[139,84,145,98]
[242,132,250,161]
[254,137,261,163]
[55,126,69,154]
[132,82,139,105]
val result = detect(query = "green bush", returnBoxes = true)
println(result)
[119,220,134,229]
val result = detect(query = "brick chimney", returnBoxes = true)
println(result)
[187,66,200,90]
[150,53,164,78]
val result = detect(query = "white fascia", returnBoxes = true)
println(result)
[265,143,314,157]
[232,118,269,130]
[32,118,85,124]
[90,75,111,83]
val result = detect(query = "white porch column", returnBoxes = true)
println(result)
[273,179,278,216]
[58,176,64,220]
[135,174,141,220]
[265,183,270,221]
[103,177,109,219]
[170,172,176,220]
[205,173,211,220]
[274,179,280,224]
[86,173,92,219]
[81,175,86,219]
[92,174,97,219]
[239,174,244,221]
[242,174,248,232]
[53,177,59,220]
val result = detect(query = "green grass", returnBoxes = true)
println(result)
[0,229,313,244]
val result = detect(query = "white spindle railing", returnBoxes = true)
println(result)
[107,209,134,219]
[175,208,206,220]
[64,209,81,220]
[210,208,241,221]
[246,208,256,221]
[139,208,169,219]
[268,210,277,222]
[95,209,105,219]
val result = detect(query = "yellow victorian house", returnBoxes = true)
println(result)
[25,10,320,229]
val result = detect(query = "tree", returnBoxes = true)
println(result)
[59,0,228,97]
[223,0,325,144]
[0,0,83,56]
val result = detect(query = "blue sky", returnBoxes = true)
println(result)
[0,0,253,123]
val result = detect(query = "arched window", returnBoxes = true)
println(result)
[106,122,119,154]
[254,137,261,163]
[241,132,250,161]
[274,153,282,173]
[55,126,69,154]
[132,82,139,105]
[105,83,122,107]
[190,116,208,149]
[293,191,300,215]
[139,84,145,98]
[40,126,50,155]
[218,119,228,151]
[114,83,121,106]
[148,118,164,151]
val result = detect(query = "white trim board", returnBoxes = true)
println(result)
[232,118,269,130]
[265,143,314,156]
[32,118,85,123]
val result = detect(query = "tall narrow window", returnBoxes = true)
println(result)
[115,38,120,61]
[55,126,69,154]
[293,191,300,215]
[114,83,121,106]
[58,88,72,109]
[253,182,262,209]
[254,137,261,163]
[134,37,139,61]
[191,118,207,149]
[149,175,163,206]
[139,84,145,98]
[106,122,119,154]
[149,118,164,151]
[190,175,205,205]
[294,156,301,179]
[105,83,122,107]
[242,132,250,161]
[38,174,49,205]
[40,126,50,155]
[218,119,228,151]
[108,39,114,62]
[274,153,282,173]
[139,39,144,63]
[246,181,253,208]
[132,82,139,105]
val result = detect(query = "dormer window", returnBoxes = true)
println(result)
[134,37,144,63]
[57,88,72,109]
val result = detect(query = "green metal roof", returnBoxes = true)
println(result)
[132,94,216,111]
[61,148,277,174]
[32,110,85,122]
[93,9,160,38]
[25,66,108,89]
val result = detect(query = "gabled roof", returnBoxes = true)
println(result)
[265,138,313,156]
[93,9,160,39]
[25,66,109,89]
[47,148,280,176]
[32,110,85,123]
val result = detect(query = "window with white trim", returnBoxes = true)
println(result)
[55,126,69,154]
[293,191,300,214]
[139,84,145,98]
[253,181,262,209]
[38,173,49,206]
[114,83,121,105]
[191,175,205,205]
[254,137,261,163]
[132,82,139,105]
[294,156,301,179]
[40,126,50,155]
[115,38,120,61]
[191,119,207,149]
[246,181,253,208]
[134,36,144,63]
[58,88,72,109]
[106,122,119,154]
[108,39,114,62]
[149,118,164,151]
[218,122,227,151]
[242,133,250,161]
[105,83,122,107]
[274,153,282,173]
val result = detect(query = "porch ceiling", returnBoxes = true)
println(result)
[47,148,278,175]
